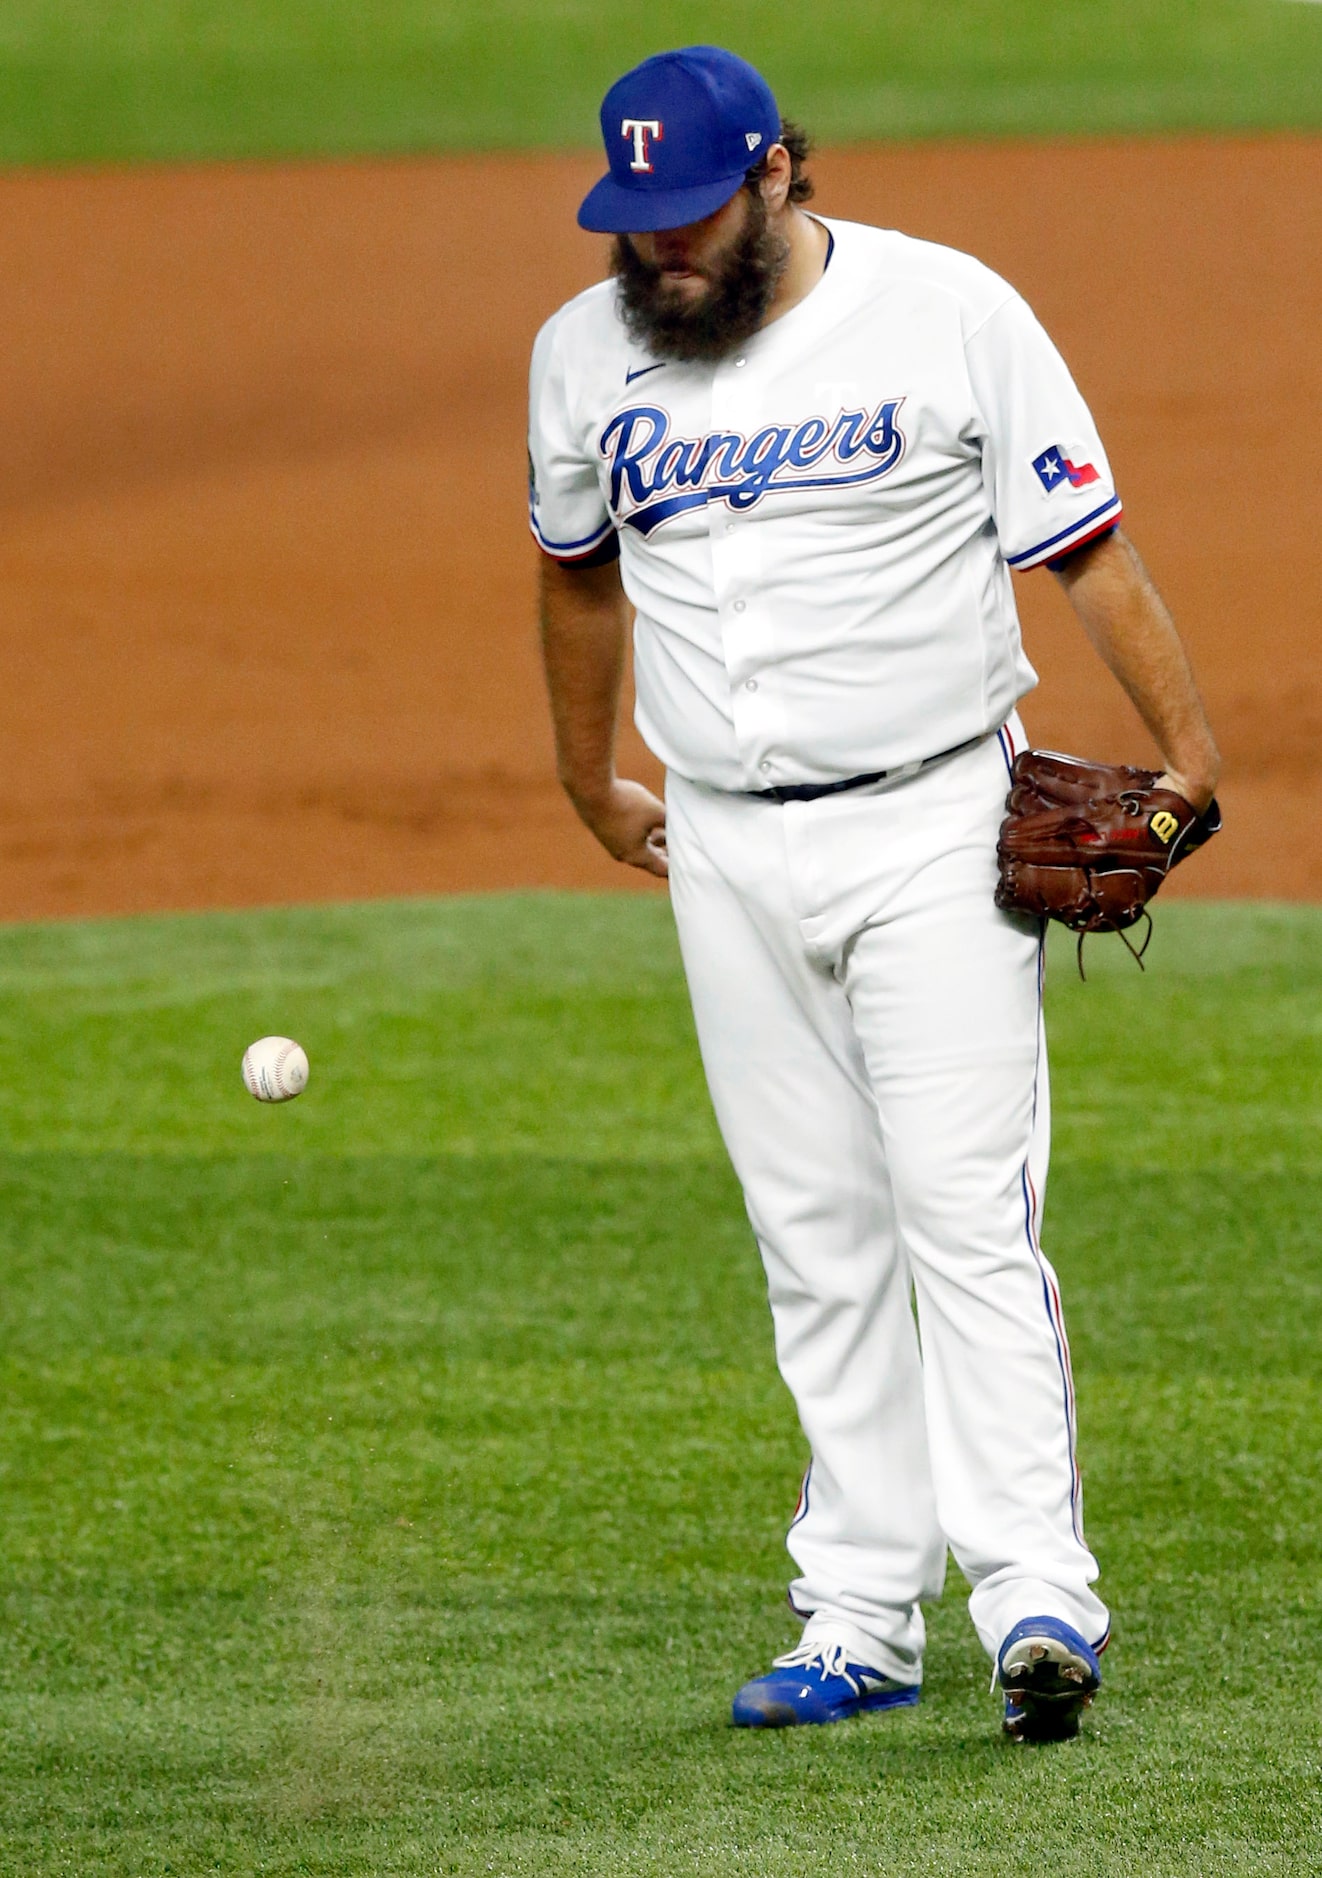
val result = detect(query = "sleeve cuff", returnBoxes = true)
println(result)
[529,509,617,563]
[1046,519,1121,572]
[1005,496,1123,571]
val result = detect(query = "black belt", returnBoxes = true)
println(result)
[746,734,988,804]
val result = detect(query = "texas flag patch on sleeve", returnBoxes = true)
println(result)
[1033,445,1101,491]
[1004,442,1122,569]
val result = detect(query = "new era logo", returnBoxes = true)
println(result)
[746,132,763,151]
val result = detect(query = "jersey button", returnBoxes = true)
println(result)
[733,599,747,613]
[745,679,758,692]
[734,357,748,368]
[759,760,771,772]
[724,523,736,535]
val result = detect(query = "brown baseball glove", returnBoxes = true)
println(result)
[995,750,1221,960]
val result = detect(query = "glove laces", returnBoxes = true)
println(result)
[771,1637,864,1696]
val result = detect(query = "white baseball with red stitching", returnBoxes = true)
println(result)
[241,1036,310,1102]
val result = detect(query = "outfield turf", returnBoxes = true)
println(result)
[2,0,1321,166]
[0,893,1318,1875]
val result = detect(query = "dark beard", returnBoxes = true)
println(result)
[610,193,790,366]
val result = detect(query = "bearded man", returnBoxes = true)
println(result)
[527,45,1219,1742]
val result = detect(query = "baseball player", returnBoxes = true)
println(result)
[528,46,1220,1742]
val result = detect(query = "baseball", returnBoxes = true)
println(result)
[241,1035,310,1102]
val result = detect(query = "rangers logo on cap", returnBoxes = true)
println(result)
[622,118,663,172]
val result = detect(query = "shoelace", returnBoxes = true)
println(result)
[770,1639,863,1696]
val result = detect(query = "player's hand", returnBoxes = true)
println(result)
[572,777,669,878]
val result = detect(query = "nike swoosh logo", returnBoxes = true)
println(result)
[625,362,667,385]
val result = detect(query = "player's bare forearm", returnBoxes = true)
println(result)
[1055,529,1221,811]
[538,554,629,805]
[537,553,668,877]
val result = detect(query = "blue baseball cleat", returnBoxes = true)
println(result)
[997,1615,1102,1743]
[732,1637,921,1728]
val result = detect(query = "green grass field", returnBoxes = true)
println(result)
[2,0,1321,166]
[0,892,1318,1875]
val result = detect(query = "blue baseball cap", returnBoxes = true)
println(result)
[578,46,781,234]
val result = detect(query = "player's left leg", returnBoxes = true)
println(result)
[815,727,1109,1731]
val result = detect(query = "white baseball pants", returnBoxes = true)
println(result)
[665,721,1108,1684]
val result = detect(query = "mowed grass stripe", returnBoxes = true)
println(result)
[0,894,1315,1169]
[0,0,1321,165]
[0,896,1318,1873]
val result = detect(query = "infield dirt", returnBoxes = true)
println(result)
[0,138,1316,917]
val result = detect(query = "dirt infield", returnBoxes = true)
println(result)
[0,137,1316,918]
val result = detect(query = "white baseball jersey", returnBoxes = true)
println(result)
[528,215,1122,792]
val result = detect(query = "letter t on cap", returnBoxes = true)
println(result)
[622,118,663,172]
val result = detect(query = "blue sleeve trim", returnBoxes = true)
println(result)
[1005,494,1123,569]
[1047,521,1119,572]
[549,530,620,569]
[528,508,616,558]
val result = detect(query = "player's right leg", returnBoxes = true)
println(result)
[665,772,945,1716]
